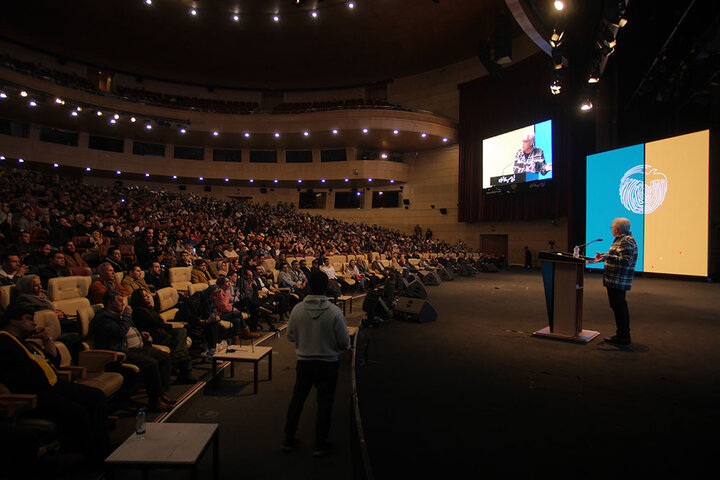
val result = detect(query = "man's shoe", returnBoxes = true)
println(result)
[604,335,631,345]
[281,437,300,452]
[312,440,333,457]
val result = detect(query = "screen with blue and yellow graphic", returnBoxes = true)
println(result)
[586,130,709,276]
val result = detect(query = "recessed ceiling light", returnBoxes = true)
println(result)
[28,100,37,107]
[213,131,219,136]
[53,163,59,168]
[244,132,250,138]
[199,176,204,181]
[421,132,427,138]
[274,132,280,138]
[180,128,187,134]
[249,179,254,183]
[145,123,152,130]
[344,178,349,182]
[554,1,564,11]
[348,2,356,9]
[96,110,102,116]
[303,131,309,136]
[311,11,318,18]
[190,8,197,16]
[85,167,91,171]
[225,178,229,182]
[393,129,399,135]
[130,116,136,122]
[233,14,239,22]
[442,137,449,142]
[70,111,78,117]
[332,129,339,134]
[172,175,177,179]
[20,91,28,97]
[145,173,150,177]
[321,179,326,183]
[273,179,278,183]
[273,15,279,22]
[362,128,369,134]
[116,170,121,175]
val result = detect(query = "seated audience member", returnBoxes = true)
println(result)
[81,230,105,264]
[191,259,212,284]
[0,304,109,459]
[102,246,128,274]
[208,259,229,280]
[12,231,33,257]
[22,243,53,274]
[320,257,345,296]
[174,288,222,355]
[90,291,175,411]
[213,276,259,341]
[298,259,311,277]
[176,250,193,268]
[49,216,74,247]
[208,243,226,261]
[0,253,27,285]
[254,264,290,320]
[88,262,129,305]
[38,250,68,289]
[345,259,368,290]
[121,265,151,294]
[129,289,195,384]
[61,240,88,270]
[134,228,157,269]
[223,243,239,260]
[145,261,169,292]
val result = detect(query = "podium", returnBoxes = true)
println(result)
[533,251,599,343]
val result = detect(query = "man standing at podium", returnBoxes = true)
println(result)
[592,218,638,345]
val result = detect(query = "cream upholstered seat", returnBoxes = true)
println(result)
[169,266,192,293]
[187,282,208,296]
[156,287,180,322]
[0,284,16,311]
[47,276,92,316]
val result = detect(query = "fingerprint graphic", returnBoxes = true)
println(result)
[619,164,668,214]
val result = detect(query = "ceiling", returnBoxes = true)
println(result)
[0,0,512,90]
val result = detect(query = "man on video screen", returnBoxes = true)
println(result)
[513,133,550,174]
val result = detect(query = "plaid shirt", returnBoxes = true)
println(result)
[514,147,548,174]
[603,234,638,290]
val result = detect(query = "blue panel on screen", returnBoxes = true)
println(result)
[534,120,552,178]
[585,144,645,272]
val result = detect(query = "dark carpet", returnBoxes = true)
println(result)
[357,269,720,479]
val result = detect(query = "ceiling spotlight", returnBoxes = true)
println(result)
[297,179,302,183]
[311,11,318,18]
[344,178,349,182]
[199,176,204,181]
[1,155,5,160]
[18,158,24,163]
[0,92,6,98]
[225,178,229,182]
[393,129,399,135]
[550,29,564,48]
[76,106,83,112]
[550,78,562,95]
[303,131,309,136]
[28,100,37,107]
[190,8,197,16]
[249,179,254,183]
[53,163,59,168]
[332,129,339,134]
[381,153,388,159]
[420,132,427,138]
[54,97,64,105]
[554,1,564,11]
[580,99,593,111]
[144,173,150,177]
[588,74,600,84]
[378,191,383,195]
[362,128,369,134]
[273,179,278,183]
[145,0,152,5]
[348,2,355,9]
[85,167,91,171]
[110,118,117,124]
[71,111,78,117]
[20,91,28,97]
[180,128,187,134]
[96,110,102,116]
[212,131,219,136]
[244,132,250,138]
[356,191,361,196]
[232,14,239,22]
[273,15,279,22]
[368,178,373,182]
[390,179,395,183]
[116,170,121,175]
[145,123,152,130]
[552,49,564,70]
[321,179,326,183]
[274,132,280,138]
[130,116,136,122]
[172,175,177,179]
[442,137,449,142]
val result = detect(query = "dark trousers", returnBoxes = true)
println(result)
[607,287,630,340]
[126,345,171,402]
[219,311,246,335]
[284,360,339,444]
[35,381,108,458]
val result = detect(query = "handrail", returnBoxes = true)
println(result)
[350,329,374,480]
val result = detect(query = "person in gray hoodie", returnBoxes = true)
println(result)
[282,270,351,457]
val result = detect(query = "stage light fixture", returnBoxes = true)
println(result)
[311,11,318,18]
[332,129,339,134]
[145,123,152,130]
[70,110,78,117]
[421,133,427,138]
[20,90,28,97]
[0,92,6,98]
[114,113,120,120]
[550,29,564,48]
[96,110,103,116]
[380,153,388,159]
[274,132,280,138]
[18,158,24,163]
[180,128,187,134]
[348,2,355,9]
[554,1,564,11]
[213,131,219,136]
[55,97,64,105]
[273,179,278,183]
[580,99,593,111]
[393,129,399,135]
[550,78,562,95]
[0,155,4,160]
[199,177,204,181]
[303,131,309,136]
[233,14,239,22]
[443,138,449,142]
[344,178,349,182]
[116,170,121,175]
[130,116,136,122]
[85,167,91,171]
[378,191,383,195]
[273,15,279,22]
[321,179,326,183]
[145,173,150,177]
[28,100,37,107]
[53,163,59,168]
[225,178,229,182]
[390,179,395,183]
[110,118,117,124]
[145,0,152,5]
[552,49,564,70]
[298,179,302,183]
[76,106,83,112]
[172,175,178,179]
[362,128,369,134]
[244,132,250,137]
[190,8,197,16]
[368,178,373,182]
[249,179,254,183]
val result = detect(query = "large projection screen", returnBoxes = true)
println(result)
[585,130,709,277]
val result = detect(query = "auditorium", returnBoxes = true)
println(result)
[0,1,718,479]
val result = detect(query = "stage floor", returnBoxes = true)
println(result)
[357,269,720,478]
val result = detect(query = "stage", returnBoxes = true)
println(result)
[357,269,720,478]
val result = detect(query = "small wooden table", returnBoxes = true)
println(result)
[211,346,273,394]
[105,422,219,480]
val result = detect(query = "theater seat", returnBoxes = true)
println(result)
[187,283,208,296]
[47,276,92,316]
[169,266,192,293]
[155,287,186,329]
[0,284,16,311]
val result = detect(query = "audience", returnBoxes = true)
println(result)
[89,262,129,304]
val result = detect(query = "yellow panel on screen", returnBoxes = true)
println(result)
[643,130,709,276]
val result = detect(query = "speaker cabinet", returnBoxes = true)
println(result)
[438,267,455,281]
[423,271,442,285]
[402,279,428,299]
[395,297,437,323]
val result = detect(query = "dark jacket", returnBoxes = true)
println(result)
[89,308,133,353]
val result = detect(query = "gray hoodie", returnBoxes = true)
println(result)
[287,295,351,362]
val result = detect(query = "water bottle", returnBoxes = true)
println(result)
[136,408,146,436]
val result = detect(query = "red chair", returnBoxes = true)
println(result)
[119,245,136,264]
[68,266,92,277]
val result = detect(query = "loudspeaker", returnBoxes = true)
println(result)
[494,14,512,64]
[439,208,447,215]
[402,278,428,299]
[260,187,267,194]
[204,186,212,192]
[423,271,442,286]
[179,185,187,191]
[438,267,455,281]
[395,297,437,323]
[478,41,503,78]
[402,199,410,205]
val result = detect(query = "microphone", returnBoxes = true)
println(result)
[573,239,603,258]
[501,161,516,175]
